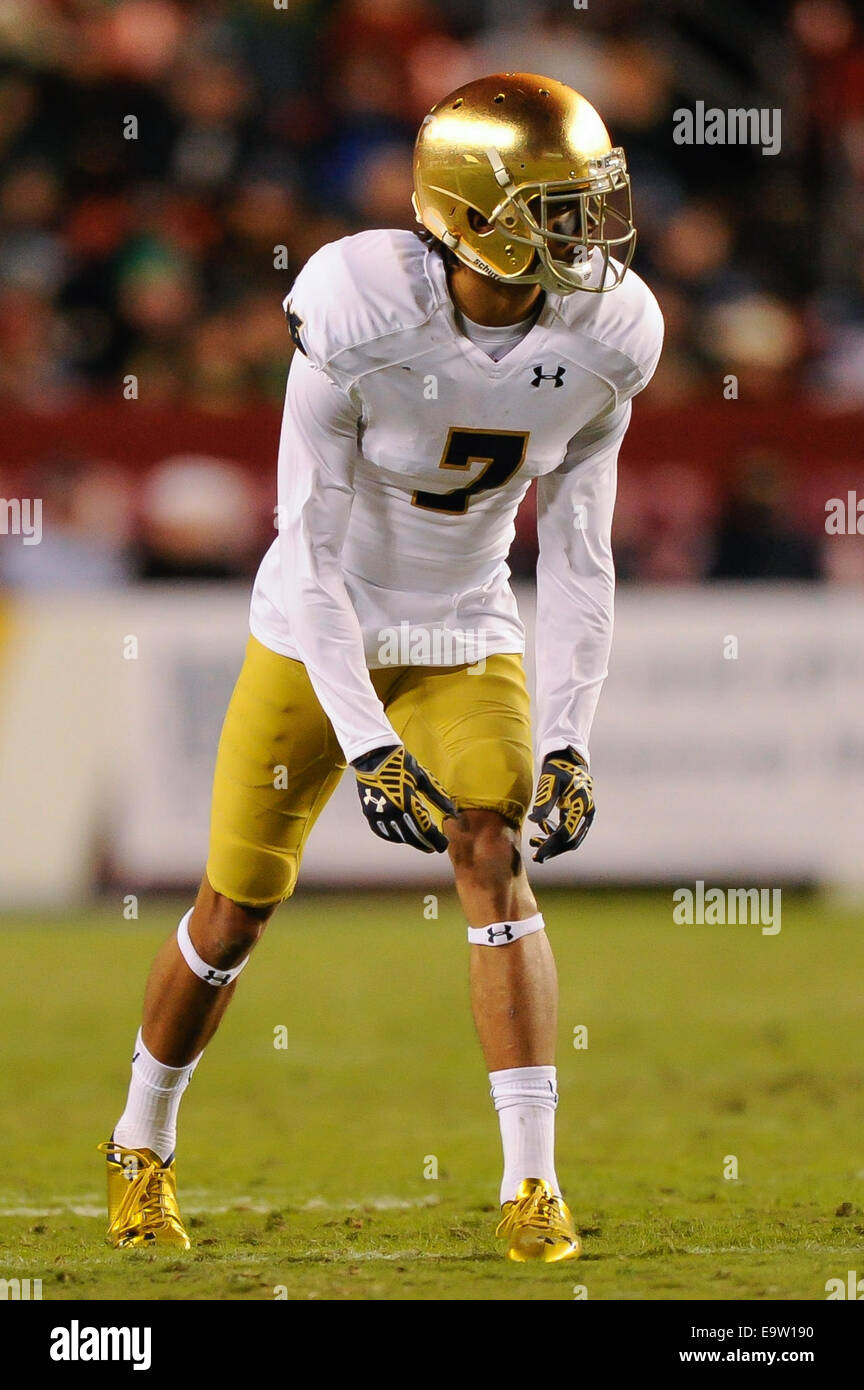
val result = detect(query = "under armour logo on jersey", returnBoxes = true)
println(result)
[531,365,566,388]
[487,924,515,944]
[364,788,388,812]
[204,968,232,986]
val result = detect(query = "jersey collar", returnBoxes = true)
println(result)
[422,243,567,373]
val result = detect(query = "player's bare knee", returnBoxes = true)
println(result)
[448,810,521,886]
[195,910,265,968]
[189,880,276,969]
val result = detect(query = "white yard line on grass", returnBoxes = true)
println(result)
[0,1194,442,1219]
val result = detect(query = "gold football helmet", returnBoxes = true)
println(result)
[412,73,636,295]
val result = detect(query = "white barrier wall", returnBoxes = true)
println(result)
[0,584,862,905]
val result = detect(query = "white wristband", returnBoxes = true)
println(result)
[177,908,251,987]
[467,912,546,947]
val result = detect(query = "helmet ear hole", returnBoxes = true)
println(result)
[467,207,495,235]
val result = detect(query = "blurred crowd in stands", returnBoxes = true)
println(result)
[4,435,861,588]
[1,0,863,586]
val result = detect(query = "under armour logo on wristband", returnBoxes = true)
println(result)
[487,924,515,943]
[203,968,232,986]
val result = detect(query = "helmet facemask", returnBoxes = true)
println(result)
[479,146,636,295]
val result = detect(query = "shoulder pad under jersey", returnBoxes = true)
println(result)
[283,229,438,389]
[552,263,664,402]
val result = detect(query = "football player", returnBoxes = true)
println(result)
[100,73,663,1263]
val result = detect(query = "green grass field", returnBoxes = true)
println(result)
[2,890,862,1301]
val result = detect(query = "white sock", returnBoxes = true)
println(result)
[490,1065,559,1204]
[113,1030,202,1163]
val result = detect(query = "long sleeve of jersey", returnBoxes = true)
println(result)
[534,401,632,767]
[276,351,400,762]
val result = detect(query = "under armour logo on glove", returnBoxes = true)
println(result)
[528,748,595,862]
[352,744,458,854]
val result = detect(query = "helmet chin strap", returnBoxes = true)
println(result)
[447,232,595,297]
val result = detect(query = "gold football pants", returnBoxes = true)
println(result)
[205,635,534,907]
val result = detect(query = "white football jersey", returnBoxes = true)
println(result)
[250,229,663,764]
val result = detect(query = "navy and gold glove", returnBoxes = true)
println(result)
[352,744,458,853]
[528,748,595,863]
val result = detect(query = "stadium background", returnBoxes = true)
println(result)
[0,0,862,901]
[1,0,863,1305]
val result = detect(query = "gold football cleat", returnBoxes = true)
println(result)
[496,1178,582,1263]
[98,1140,191,1249]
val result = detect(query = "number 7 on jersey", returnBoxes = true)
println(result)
[412,427,530,515]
